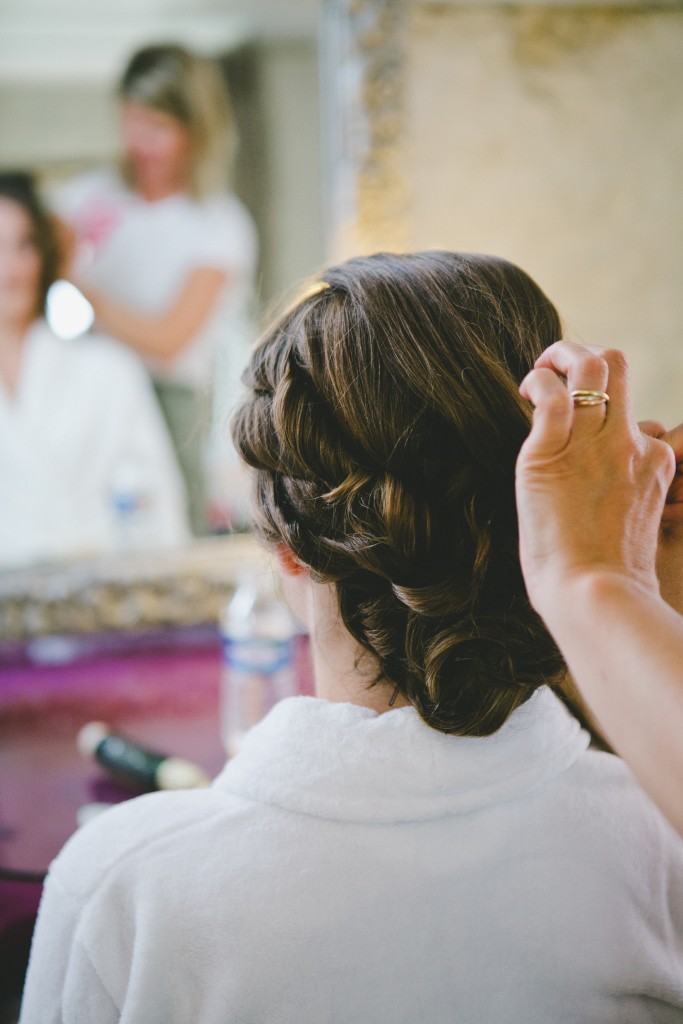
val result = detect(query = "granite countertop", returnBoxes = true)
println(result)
[0,534,270,642]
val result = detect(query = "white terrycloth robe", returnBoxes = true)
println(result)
[0,320,189,566]
[19,688,683,1023]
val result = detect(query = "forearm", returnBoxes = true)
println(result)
[540,571,683,834]
[78,265,228,362]
[87,291,187,361]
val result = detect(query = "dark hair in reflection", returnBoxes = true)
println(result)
[233,251,566,737]
[0,171,61,315]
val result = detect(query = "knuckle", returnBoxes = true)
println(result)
[543,392,570,416]
[581,352,609,377]
[602,348,629,375]
[656,440,676,476]
[640,436,675,481]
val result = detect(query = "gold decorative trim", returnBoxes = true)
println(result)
[0,535,269,642]
[324,0,411,258]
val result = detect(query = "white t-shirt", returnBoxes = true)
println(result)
[0,320,190,567]
[19,688,683,1023]
[52,169,258,392]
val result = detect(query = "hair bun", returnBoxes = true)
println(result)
[233,251,566,736]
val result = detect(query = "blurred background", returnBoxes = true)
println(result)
[0,0,323,305]
[0,0,681,574]
[0,2,681,1018]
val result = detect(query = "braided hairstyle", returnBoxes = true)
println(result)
[233,251,566,736]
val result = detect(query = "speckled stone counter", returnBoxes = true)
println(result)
[0,535,269,642]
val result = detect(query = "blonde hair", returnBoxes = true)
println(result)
[118,43,237,199]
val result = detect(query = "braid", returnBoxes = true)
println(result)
[233,251,566,737]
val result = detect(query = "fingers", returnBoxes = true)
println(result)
[639,420,667,440]
[594,347,633,432]
[534,340,607,387]
[634,423,676,489]
[662,422,683,465]
[532,340,609,438]
[519,366,573,458]
[533,340,637,436]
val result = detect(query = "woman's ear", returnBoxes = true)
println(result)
[275,543,308,578]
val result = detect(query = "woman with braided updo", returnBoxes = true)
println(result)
[235,250,567,736]
[21,253,683,1023]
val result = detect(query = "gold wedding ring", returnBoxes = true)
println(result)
[570,389,610,407]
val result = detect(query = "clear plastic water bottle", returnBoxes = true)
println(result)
[107,455,156,550]
[219,569,299,757]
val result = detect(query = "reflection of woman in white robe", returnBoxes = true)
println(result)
[53,44,259,535]
[0,172,190,568]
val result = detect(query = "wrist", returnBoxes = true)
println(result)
[528,566,661,638]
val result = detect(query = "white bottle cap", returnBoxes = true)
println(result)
[155,757,211,790]
[77,721,110,759]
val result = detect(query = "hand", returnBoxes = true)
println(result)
[655,421,683,612]
[515,340,675,620]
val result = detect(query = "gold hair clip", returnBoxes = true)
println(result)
[296,279,330,303]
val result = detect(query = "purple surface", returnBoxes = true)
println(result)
[0,628,313,875]
[0,627,229,879]
[0,627,224,1004]
[0,624,313,1003]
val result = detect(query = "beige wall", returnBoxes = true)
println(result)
[0,83,116,168]
[406,6,683,422]
[258,38,324,307]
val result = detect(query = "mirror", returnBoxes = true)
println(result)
[324,0,683,424]
[2,0,681,600]
[0,0,323,572]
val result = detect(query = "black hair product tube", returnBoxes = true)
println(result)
[77,722,210,791]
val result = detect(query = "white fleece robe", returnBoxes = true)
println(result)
[19,688,683,1023]
[0,320,189,566]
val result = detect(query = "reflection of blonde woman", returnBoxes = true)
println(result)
[53,44,258,533]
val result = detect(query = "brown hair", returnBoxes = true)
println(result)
[233,251,566,736]
[0,171,61,315]
[118,43,236,199]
